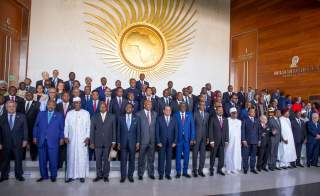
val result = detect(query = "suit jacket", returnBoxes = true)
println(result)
[155,115,178,145]
[291,118,307,144]
[136,110,157,145]
[170,100,182,114]
[110,97,128,118]
[56,102,74,118]
[174,112,195,142]
[258,124,271,145]
[4,95,24,113]
[237,91,246,108]
[222,92,234,105]
[95,86,108,101]
[183,96,194,113]
[117,114,140,147]
[208,115,229,146]
[136,80,149,90]
[268,117,282,142]
[21,100,40,136]
[49,77,63,88]
[0,113,28,148]
[87,99,101,117]
[63,80,74,92]
[33,111,64,148]
[36,80,48,88]
[90,112,116,147]
[157,97,172,115]
[193,110,209,142]
[241,117,260,145]
[307,121,320,144]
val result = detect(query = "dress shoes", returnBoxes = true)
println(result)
[93,177,102,182]
[198,172,205,177]
[159,176,163,180]
[104,177,109,182]
[149,175,155,180]
[16,176,25,181]
[65,178,73,183]
[128,176,134,183]
[79,178,85,183]
[182,173,191,178]
[51,178,56,182]
[217,171,225,176]
[120,177,126,183]
[175,173,181,178]
[165,175,172,180]
[251,170,258,174]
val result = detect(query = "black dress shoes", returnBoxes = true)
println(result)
[65,178,73,183]
[104,177,109,182]
[297,163,304,168]
[243,170,248,174]
[209,171,214,176]
[79,178,85,183]
[251,170,258,174]
[93,177,102,182]
[165,175,172,180]
[275,167,281,170]
[183,173,191,178]
[217,171,225,176]
[149,175,155,180]
[192,172,198,177]
[0,177,9,182]
[51,178,56,182]
[159,175,163,180]
[199,172,205,177]
[16,176,25,181]
[176,173,181,178]
[37,177,46,182]
[262,168,268,172]
[138,176,143,180]
[120,177,126,183]
[128,176,134,183]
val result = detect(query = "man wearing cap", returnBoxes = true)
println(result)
[64,97,91,183]
[241,107,260,174]
[267,107,282,171]
[225,107,242,174]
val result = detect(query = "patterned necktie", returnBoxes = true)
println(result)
[181,113,185,126]
[9,114,14,130]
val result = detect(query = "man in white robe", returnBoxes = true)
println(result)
[64,97,90,183]
[225,107,242,174]
[278,109,297,168]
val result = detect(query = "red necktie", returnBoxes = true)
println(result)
[93,101,97,112]
[181,113,185,125]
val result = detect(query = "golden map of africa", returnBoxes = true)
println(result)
[122,27,164,68]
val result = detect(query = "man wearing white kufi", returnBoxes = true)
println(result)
[224,107,242,174]
[64,97,91,183]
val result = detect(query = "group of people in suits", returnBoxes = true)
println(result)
[0,70,319,184]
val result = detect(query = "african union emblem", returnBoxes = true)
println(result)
[84,0,197,80]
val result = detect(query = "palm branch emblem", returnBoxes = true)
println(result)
[84,0,197,80]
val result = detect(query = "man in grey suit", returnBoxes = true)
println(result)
[90,102,116,182]
[192,101,209,177]
[267,107,282,171]
[136,100,157,180]
[183,87,194,112]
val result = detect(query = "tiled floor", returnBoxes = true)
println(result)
[1,167,320,196]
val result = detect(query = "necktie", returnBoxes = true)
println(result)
[181,113,185,126]
[219,117,223,128]
[26,101,31,113]
[93,100,97,112]
[118,97,122,106]
[9,114,14,130]
[201,111,204,120]
[251,117,254,123]
[63,103,68,116]
[147,111,151,125]
[166,98,169,105]
[10,96,14,101]
[86,95,89,102]
[297,119,301,127]
[126,115,131,129]
[48,112,53,124]
[166,116,170,126]
[106,99,109,112]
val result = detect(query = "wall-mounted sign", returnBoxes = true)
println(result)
[273,56,320,77]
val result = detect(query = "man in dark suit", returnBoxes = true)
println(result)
[267,107,282,171]
[174,102,195,178]
[64,72,76,92]
[56,92,73,169]
[117,103,140,183]
[157,89,172,116]
[136,73,149,90]
[24,78,36,94]
[222,85,234,105]
[36,71,50,88]
[49,69,63,88]
[241,108,260,174]
[87,90,101,117]
[306,113,320,167]
[136,100,157,180]
[167,81,177,99]
[0,100,28,182]
[95,77,108,101]
[291,111,307,167]
[156,105,178,180]
[125,78,140,101]
[182,88,194,112]
[4,86,24,113]
[237,87,246,108]
[139,87,158,112]
[170,92,184,114]
[208,106,229,176]
[192,101,209,177]
[111,80,122,98]
[33,100,64,182]
[224,94,240,118]
[127,92,139,114]
[90,102,116,182]
[22,92,40,161]
[110,88,128,121]
[82,85,92,110]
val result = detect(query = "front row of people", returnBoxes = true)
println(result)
[0,98,319,183]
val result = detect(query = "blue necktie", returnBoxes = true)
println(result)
[9,114,14,130]
[48,112,53,124]
[126,115,131,130]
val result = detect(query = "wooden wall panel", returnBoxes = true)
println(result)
[230,0,320,100]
